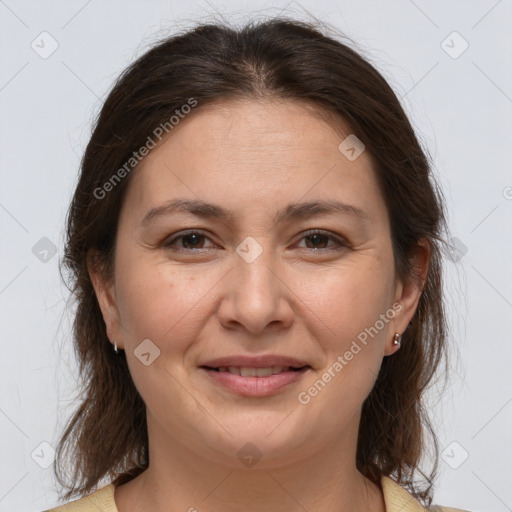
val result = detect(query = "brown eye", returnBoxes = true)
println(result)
[304,233,329,249]
[180,233,205,249]
[297,230,347,251]
[164,231,215,251]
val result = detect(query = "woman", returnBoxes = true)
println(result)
[45,17,468,512]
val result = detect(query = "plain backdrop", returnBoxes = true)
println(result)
[1,1,511,511]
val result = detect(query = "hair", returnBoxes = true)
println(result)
[56,16,450,508]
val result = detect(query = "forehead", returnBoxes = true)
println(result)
[121,98,386,225]
[145,98,357,165]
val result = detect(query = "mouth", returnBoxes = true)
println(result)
[199,365,312,397]
[201,365,310,376]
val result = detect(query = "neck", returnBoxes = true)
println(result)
[114,413,386,512]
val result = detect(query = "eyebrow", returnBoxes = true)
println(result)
[139,198,370,228]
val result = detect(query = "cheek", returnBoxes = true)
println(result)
[295,255,394,408]
[114,259,210,406]
[296,262,393,426]
[115,256,210,351]
[301,258,394,348]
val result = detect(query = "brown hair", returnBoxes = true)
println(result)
[56,17,449,508]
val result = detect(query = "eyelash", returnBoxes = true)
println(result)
[162,229,348,253]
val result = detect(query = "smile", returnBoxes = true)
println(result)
[207,365,306,377]
[200,365,311,397]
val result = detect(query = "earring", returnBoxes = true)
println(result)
[393,332,402,347]
[114,340,118,353]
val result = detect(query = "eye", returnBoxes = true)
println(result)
[163,231,216,251]
[162,229,348,253]
[296,229,347,251]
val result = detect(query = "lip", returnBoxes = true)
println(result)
[200,355,311,369]
[200,366,311,397]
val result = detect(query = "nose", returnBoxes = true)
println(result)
[216,240,294,335]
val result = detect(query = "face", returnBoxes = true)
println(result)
[90,98,425,468]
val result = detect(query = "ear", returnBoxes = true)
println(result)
[87,249,124,350]
[384,238,430,356]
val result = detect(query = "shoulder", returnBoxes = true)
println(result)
[380,475,472,512]
[43,483,117,512]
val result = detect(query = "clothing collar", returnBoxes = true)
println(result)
[81,475,428,512]
[381,475,428,511]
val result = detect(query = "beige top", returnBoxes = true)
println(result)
[44,475,470,512]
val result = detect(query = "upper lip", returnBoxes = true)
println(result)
[200,355,311,369]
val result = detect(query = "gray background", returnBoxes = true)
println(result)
[1,1,511,511]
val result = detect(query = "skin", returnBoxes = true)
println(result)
[89,98,429,512]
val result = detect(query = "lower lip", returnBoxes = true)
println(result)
[200,367,310,397]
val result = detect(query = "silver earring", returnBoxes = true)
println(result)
[393,332,402,346]
[114,340,118,353]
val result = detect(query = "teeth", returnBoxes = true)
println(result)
[255,367,273,377]
[240,367,257,377]
[219,366,292,376]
